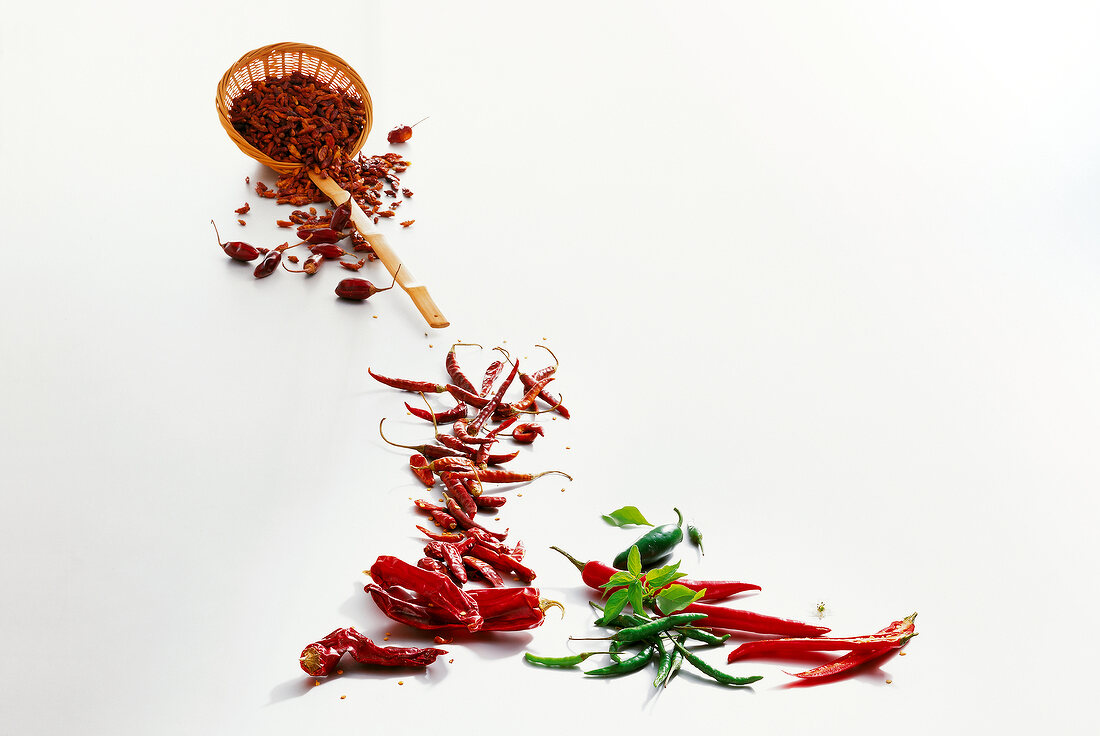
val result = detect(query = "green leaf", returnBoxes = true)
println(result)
[600,588,630,623]
[601,506,653,527]
[655,584,706,615]
[643,561,685,591]
[627,546,641,577]
[599,571,637,590]
[628,581,646,615]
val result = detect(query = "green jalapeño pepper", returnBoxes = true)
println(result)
[612,508,684,569]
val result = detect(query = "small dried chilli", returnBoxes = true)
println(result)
[299,627,446,676]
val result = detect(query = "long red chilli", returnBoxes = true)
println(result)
[678,602,831,637]
[405,401,467,424]
[467,358,520,436]
[445,343,481,395]
[787,614,918,680]
[368,368,447,393]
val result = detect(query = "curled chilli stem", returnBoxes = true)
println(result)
[540,598,566,619]
[493,346,512,363]
[534,343,560,368]
[378,418,419,451]
[451,342,482,351]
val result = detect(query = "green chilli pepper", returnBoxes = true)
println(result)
[653,637,674,687]
[671,639,763,686]
[584,645,655,677]
[613,612,709,642]
[612,508,684,570]
[687,523,704,555]
[524,651,599,668]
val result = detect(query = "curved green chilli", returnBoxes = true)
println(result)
[524,651,599,668]
[613,612,708,642]
[584,645,655,677]
[606,610,728,646]
[612,508,685,569]
[659,633,686,688]
[653,637,674,687]
[671,639,762,686]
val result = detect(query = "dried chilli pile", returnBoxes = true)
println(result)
[215,72,416,300]
[299,344,573,677]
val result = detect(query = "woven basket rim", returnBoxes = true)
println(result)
[215,42,373,175]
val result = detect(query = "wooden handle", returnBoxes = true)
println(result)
[308,171,449,328]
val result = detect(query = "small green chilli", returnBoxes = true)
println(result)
[584,646,655,677]
[687,523,704,555]
[672,640,762,687]
[524,651,598,668]
[613,612,709,643]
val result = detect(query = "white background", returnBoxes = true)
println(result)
[2,1,1098,733]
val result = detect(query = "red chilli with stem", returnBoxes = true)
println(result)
[335,265,401,301]
[211,220,260,262]
[387,116,429,144]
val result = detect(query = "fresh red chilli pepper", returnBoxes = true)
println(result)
[367,556,482,631]
[296,227,345,244]
[409,454,435,487]
[466,587,562,631]
[211,220,260,262]
[473,495,506,509]
[308,243,347,259]
[405,400,467,424]
[440,472,478,517]
[299,627,446,676]
[673,602,830,638]
[329,199,352,232]
[253,248,282,278]
[481,360,503,396]
[549,547,761,602]
[445,343,481,396]
[416,525,465,543]
[470,542,536,583]
[727,613,916,665]
[787,614,918,680]
[463,556,505,587]
[369,368,447,393]
[468,358,520,436]
[445,497,508,540]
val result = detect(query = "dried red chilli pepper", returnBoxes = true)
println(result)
[481,360,504,396]
[508,423,545,444]
[451,419,494,445]
[423,456,477,474]
[416,525,465,543]
[299,627,446,676]
[468,358,520,436]
[549,547,760,602]
[334,267,399,301]
[283,251,324,274]
[369,368,447,393]
[329,199,352,232]
[485,449,521,465]
[474,495,507,509]
[378,419,466,461]
[469,542,536,583]
[787,614,918,680]
[445,343,481,396]
[445,497,508,540]
[307,243,347,258]
[417,557,452,579]
[409,454,435,487]
[463,556,505,587]
[414,499,457,530]
[425,539,474,583]
[466,587,562,631]
[674,602,830,638]
[449,468,573,485]
[405,400,467,424]
[297,228,346,245]
[366,556,483,631]
[725,613,916,664]
[445,384,491,409]
[440,472,478,517]
[253,248,283,278]
[211,220,260,262]
[474,417,518,466]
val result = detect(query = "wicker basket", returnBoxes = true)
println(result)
[215,42,373,174]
